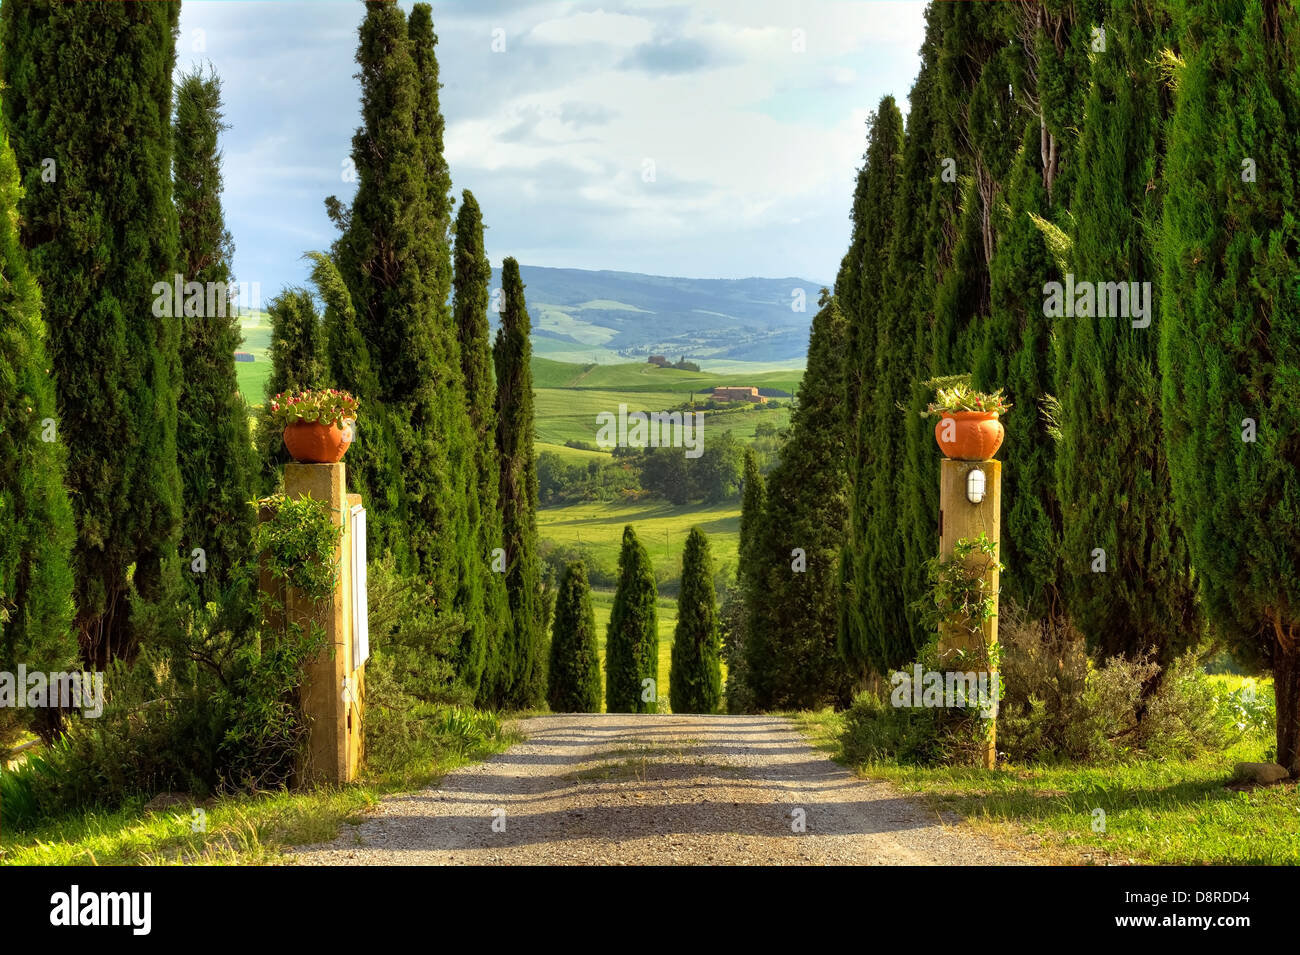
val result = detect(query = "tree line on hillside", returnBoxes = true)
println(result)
[730,0,1300,773]
[538,430,752,507]
[0,0,549,788]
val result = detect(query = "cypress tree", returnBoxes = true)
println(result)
[303,250,408,566]
[0,97,77,731]
[173,67,256,599]
[838,98,904,673]
[331,3,481,678]
[407,1,485,693]
[877,27,957,662]
[897,1,1016,675]
[2,0,183,666]
[605,525,658,713]
[971,2,1087,624]
[750,296,855,709]
[495,257,545,707]
[1159,0,1300,770]
[736,446,764,584]
[546,561,601,713]
[257,287,324,490]
[1055,0,1202,663]
[264,288,324,397]
[670,527,722,714]
[724,446,764,712]
[454,190,506,704]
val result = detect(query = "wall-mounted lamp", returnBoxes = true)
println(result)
[966,467,986,505]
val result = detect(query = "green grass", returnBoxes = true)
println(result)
[793,688,1300,865]
[535,440,611,464]
[0,717,521,866]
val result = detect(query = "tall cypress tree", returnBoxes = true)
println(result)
[605,526,658,713]
[173,67,255,599]
[407,1,485,692]
[2,0,183,666]
[303,250,407,566]
[970,2,1087,625]
[1055,0,1202,663]
[331,3,481,677]
[896,0,1016,676]
[736,446,764,584]
[547,561,601,713]
[264,288,324,398]
[749,296,855,709]
[838,98,904,673]
[0,97,77,729]
[257,287,324,490]
[670,527,722,714]
[454,190,506,703]
[495,257,544,707]
[1160,0,1300,771]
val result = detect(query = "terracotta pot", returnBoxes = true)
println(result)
[283,419,353,464]
[934,411,1003,461]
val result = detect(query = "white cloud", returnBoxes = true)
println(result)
[528,10,656,46]
[181,0,927,288]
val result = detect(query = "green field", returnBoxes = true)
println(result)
[532,358,795,446]
[235,311,272,405]
[538,499,741,587]
[532,356,801,396]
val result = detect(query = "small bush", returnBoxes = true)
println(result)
[840,601,1240,768]
[841,689,943,766]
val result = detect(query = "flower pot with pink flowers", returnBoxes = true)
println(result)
[269,389,360,464]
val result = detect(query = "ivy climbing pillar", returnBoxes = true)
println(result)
[276,462,367,785]
[938,458,1001,769]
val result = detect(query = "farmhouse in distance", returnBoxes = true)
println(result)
[711,385,767,404]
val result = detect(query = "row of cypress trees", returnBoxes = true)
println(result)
[806,0,1300,771]
[548,524,722,714]
[0,2,552,725]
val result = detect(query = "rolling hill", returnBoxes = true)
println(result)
[490,265,825,365]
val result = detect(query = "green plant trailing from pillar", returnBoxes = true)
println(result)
[1158,0,1300,772]
[495,257,545,708]
[173,66,256,603]
[0,93,77,738]
[1,0,183,667]
[233,493,340,790]
[547,561,601,713]
[605,526,658,713]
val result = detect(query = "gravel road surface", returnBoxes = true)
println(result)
[297,713,1032,865]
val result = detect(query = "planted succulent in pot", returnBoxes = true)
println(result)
[269,389,359,464]
[922,376,1010,461]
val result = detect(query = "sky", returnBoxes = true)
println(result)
[176,0,928,295]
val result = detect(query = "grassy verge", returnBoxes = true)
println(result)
[792,708,1299,865]
[0,715,523,866]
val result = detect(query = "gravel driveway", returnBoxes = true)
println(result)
[296,713,1032,865]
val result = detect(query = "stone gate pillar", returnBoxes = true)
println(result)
[277,462,367,785]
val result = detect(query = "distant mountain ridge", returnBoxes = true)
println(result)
[488,265,826,364]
